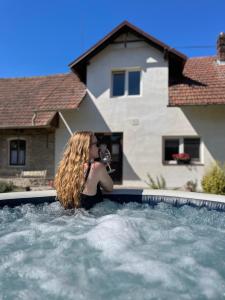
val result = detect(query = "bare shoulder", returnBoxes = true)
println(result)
[92,161,105,171]
[91,162,106,180]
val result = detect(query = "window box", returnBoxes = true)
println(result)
[177,159,191,165]
[172,153,191,164]
[163,137,202,165]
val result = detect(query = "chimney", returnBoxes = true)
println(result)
[217,32,225,64]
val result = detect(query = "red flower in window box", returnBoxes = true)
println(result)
[172,153,191,164]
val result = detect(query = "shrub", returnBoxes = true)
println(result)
[201,162,225,195]
[0,181,14,193]
[146,174,166,189]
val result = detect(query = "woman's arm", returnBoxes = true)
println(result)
[95,162,113,192]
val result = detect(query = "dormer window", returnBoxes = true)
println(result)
[111,69,141,97]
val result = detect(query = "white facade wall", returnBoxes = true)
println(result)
[55,37,225,189]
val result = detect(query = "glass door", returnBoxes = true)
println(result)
[96,132,123,184]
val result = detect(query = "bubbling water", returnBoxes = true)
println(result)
[0,200,225,300]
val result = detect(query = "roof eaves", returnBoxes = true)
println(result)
[0,125,52,129]
[168,102,225,107]
[69,20,187,69]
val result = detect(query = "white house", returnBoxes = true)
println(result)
[1,21,225,190]
[55,21,225,189]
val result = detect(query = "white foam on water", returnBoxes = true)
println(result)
[18,290,42,300]
[18,265,50,281]
[86,214,143,257]
[116,253,185,290]
[0,250,26,270]
[0,230,31,245]
[1,201,225,299]
[198,268,225,299]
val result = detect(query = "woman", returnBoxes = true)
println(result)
[54,131,113,210]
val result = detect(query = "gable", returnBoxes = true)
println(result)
[69,21,187,83]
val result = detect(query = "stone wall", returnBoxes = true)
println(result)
[0,128,55,179]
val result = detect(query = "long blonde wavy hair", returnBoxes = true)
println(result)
[54,131,93,208]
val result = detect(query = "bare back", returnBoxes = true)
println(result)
[82,161,113,196]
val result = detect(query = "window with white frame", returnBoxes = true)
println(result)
[112,69,141,97]
[9,139,26,166]
[163,137,201,163]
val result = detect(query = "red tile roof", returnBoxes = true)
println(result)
[169,56,225,106]
[1,53,224,131]
[0,72,86,128]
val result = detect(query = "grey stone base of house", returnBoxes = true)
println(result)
[0,128,55,179]
[0,177,52,188]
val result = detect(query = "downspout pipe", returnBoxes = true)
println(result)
[32,112,37,126]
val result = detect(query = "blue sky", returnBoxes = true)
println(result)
[1,0,225,77]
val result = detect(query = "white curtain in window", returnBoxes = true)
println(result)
[18,150,25,165]
[11,150,17,164]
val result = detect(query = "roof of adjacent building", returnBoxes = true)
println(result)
[169,56,225,106]
[0,72,86,128]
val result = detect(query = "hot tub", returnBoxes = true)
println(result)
[0,189,225,299]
